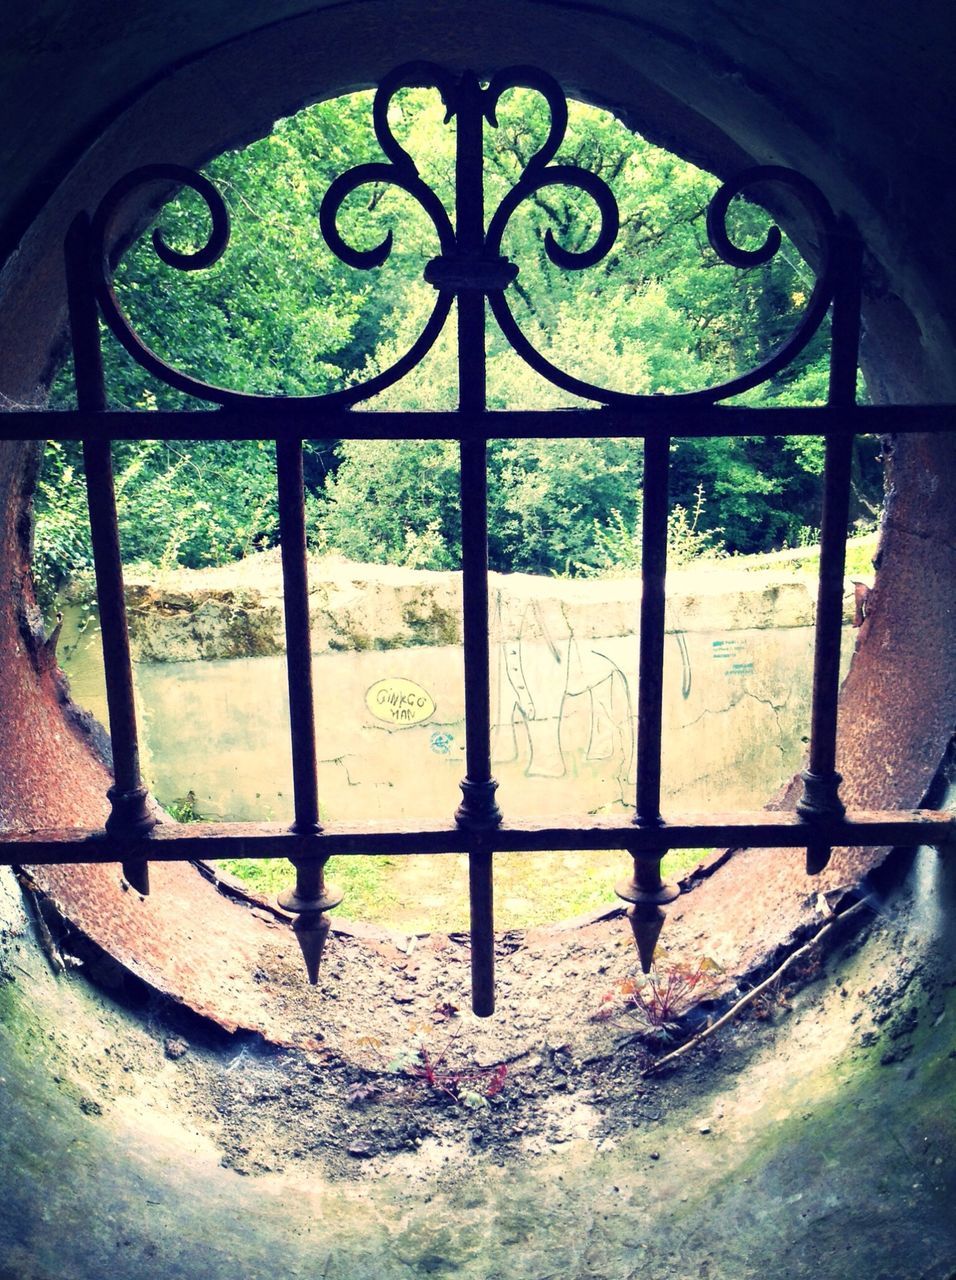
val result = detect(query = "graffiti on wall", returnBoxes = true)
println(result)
[491,594,634,789]
[366,677,436,726]
[711,636,755,677]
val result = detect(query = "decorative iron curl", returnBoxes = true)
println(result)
[89,165,242,405]
[319,60,457,270]
[696,165,837,401]
[319,62,621,402]
[491,162,838,406]
[85,76,841,412]
[483,64,619,272]
[88,157,454,409]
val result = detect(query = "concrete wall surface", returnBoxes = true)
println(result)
[58,557,856,822]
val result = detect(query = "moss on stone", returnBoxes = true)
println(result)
[401,594,461,646]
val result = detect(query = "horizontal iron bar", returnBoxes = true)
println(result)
[2,405,954,443]
[3,810,951,865]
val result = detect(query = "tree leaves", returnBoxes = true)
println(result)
[37,86,877,591]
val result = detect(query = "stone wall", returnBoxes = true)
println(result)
[58,555,859,825]
[65,552,849,662]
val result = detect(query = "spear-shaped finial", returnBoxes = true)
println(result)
[627,901,667,973]
[278,859,342,986]
[616,850,679,973]
[289,910,333,985]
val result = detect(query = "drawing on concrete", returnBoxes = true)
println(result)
[491,594,634,787]
[365,677,436,726]
[674,630,692,699]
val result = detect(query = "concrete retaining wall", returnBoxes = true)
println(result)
[58,556,858,825]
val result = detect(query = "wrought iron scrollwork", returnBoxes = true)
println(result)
[85,64,840,409]
[89,164,237,404]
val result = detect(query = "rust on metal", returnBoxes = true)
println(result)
[65,212,156,897]
[851,580,870,627]
[3,810,952,864]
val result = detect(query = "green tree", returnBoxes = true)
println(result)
[36,83,868,591]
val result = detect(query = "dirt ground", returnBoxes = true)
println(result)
[17,870,946,1187]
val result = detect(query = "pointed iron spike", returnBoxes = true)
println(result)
[627,903,666,974]
[806,844,832,876]
[122,859,150,896]
[292,911,332,986]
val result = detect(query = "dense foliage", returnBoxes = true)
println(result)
[37,85,879,603]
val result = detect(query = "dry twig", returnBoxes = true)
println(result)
[14,868,66,975]
[642,897,871,1076]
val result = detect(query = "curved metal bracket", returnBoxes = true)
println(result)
[84,65,839,411]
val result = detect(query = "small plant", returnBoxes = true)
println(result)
[793,523,821,549]
[167,789,204,823]
[346,1081,383,1107]
[593,953,723,1039]
[357,1028,507,1111]
[581,484,726,578]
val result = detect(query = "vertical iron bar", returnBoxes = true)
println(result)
[468,841,495,1011]
[798,219,863,873]
[453,71,500,1017]
[457,436,498,812]
[65,214,155,894]
[635,430,671,825]
[455,71,488,419]
[275,436,341,983]
[617,429,677,970]
[275,438,322,839]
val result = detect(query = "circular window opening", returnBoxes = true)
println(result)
[38,83,883,939]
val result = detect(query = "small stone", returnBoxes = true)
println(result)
[250,909,279,928]
[347,1144,373,1159]
[164,1037,188,1060]
[649,1151,660,1160]
[698,1124,711,1135]
[880,1045,914,1065]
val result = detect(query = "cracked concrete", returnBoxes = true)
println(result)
[2,851,954,1279]
[58,560,853,826]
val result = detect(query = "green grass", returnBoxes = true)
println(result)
[217,854,401,919]
[736,531,878,577]
[215,845,712,933]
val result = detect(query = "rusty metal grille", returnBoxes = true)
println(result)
[2,63,954,1015]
